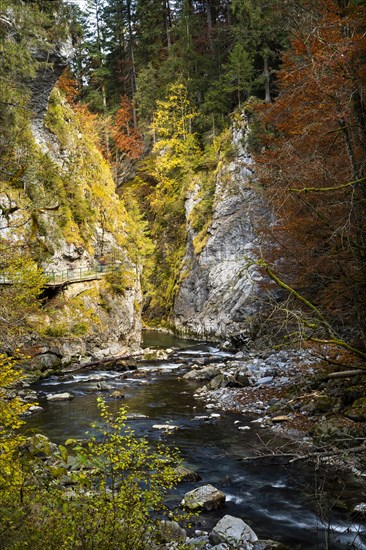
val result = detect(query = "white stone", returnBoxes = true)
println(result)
[209,515,258,546]
[47,392,73,401]
[28,405,44,413]
[353,503,366,515]
[152,424,178,431]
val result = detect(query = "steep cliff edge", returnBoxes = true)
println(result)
[171,116,269,342]
[0,5,144,365]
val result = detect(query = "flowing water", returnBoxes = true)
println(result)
[27,332,366,549]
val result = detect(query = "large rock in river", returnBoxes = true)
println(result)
[183,365,221,381]
[46,392,73,401]
[209,515,258,546]
[181,484,226,511]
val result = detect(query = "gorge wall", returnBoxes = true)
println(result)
[171,117,269,342]
[0,11,143,367]
[1,2,272,361]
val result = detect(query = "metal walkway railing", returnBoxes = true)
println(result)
[0,263,118,288]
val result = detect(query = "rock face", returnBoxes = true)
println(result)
[29,36,73,140]
[30,278,142,366]
[172,115,269,341]
[158,520,186,544]
[0,13,143,363]
[174,465,202,482]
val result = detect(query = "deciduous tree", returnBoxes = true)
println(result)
[255,0,366,348]
[111,95,143,160]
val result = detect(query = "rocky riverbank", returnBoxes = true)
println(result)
[18,335,366,549]
[20,340,366,477]
[187,344,366,477]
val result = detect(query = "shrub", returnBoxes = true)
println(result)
[0,397,187,549]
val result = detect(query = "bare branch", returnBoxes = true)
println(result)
[249,257,366,361]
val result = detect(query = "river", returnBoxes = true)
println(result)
[27,331,366,549]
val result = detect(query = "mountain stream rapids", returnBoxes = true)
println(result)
[27,331,366,549]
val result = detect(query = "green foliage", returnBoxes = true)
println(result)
[0,354,30,493]
[105,266,135,294]
[0,249,46,347]
[43,322,69,338]
[72,0,294,139]
[133,82,202,321]
[70,321,89,336]
[1,18,149,345]
[224,44,254,105]
[0,0,76,177]
[135,63,161,131]
[0,397,187,549]
[120,184,155,268]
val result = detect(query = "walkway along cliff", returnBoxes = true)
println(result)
[0,6,145,368]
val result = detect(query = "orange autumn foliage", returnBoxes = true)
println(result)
[255,0,366,344]
[57,69,79,103]
[57,74,143,162]
[111,96,143,160]
[57,70,103,150]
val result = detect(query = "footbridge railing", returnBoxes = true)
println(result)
[0,263,119,288]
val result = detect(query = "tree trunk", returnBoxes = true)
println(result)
[205,0,214,52]
[126,0,137,100]
[264,55,271,103]
[165,0,172,51]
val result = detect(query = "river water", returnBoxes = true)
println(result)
[27,332,365,549]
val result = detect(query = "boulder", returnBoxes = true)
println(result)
[255,376,273,386]
[28,405,44,413]
[209,515,258,546]
[26,433,58,458]
[158,520,186,544]
[37,352,61,369]
[344,397,366,421]
[88,383,114,392]
[110,390,125,399]
[20,390,38,402]
[183,365,221,381]
[186,535,210,548]
[152,424,178,431]
[174,464,202,482]
[208,374,242,390]
[235,371,251,387]
[181,484,226,511]
[353,503,366,516]
[47,392,73,401]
